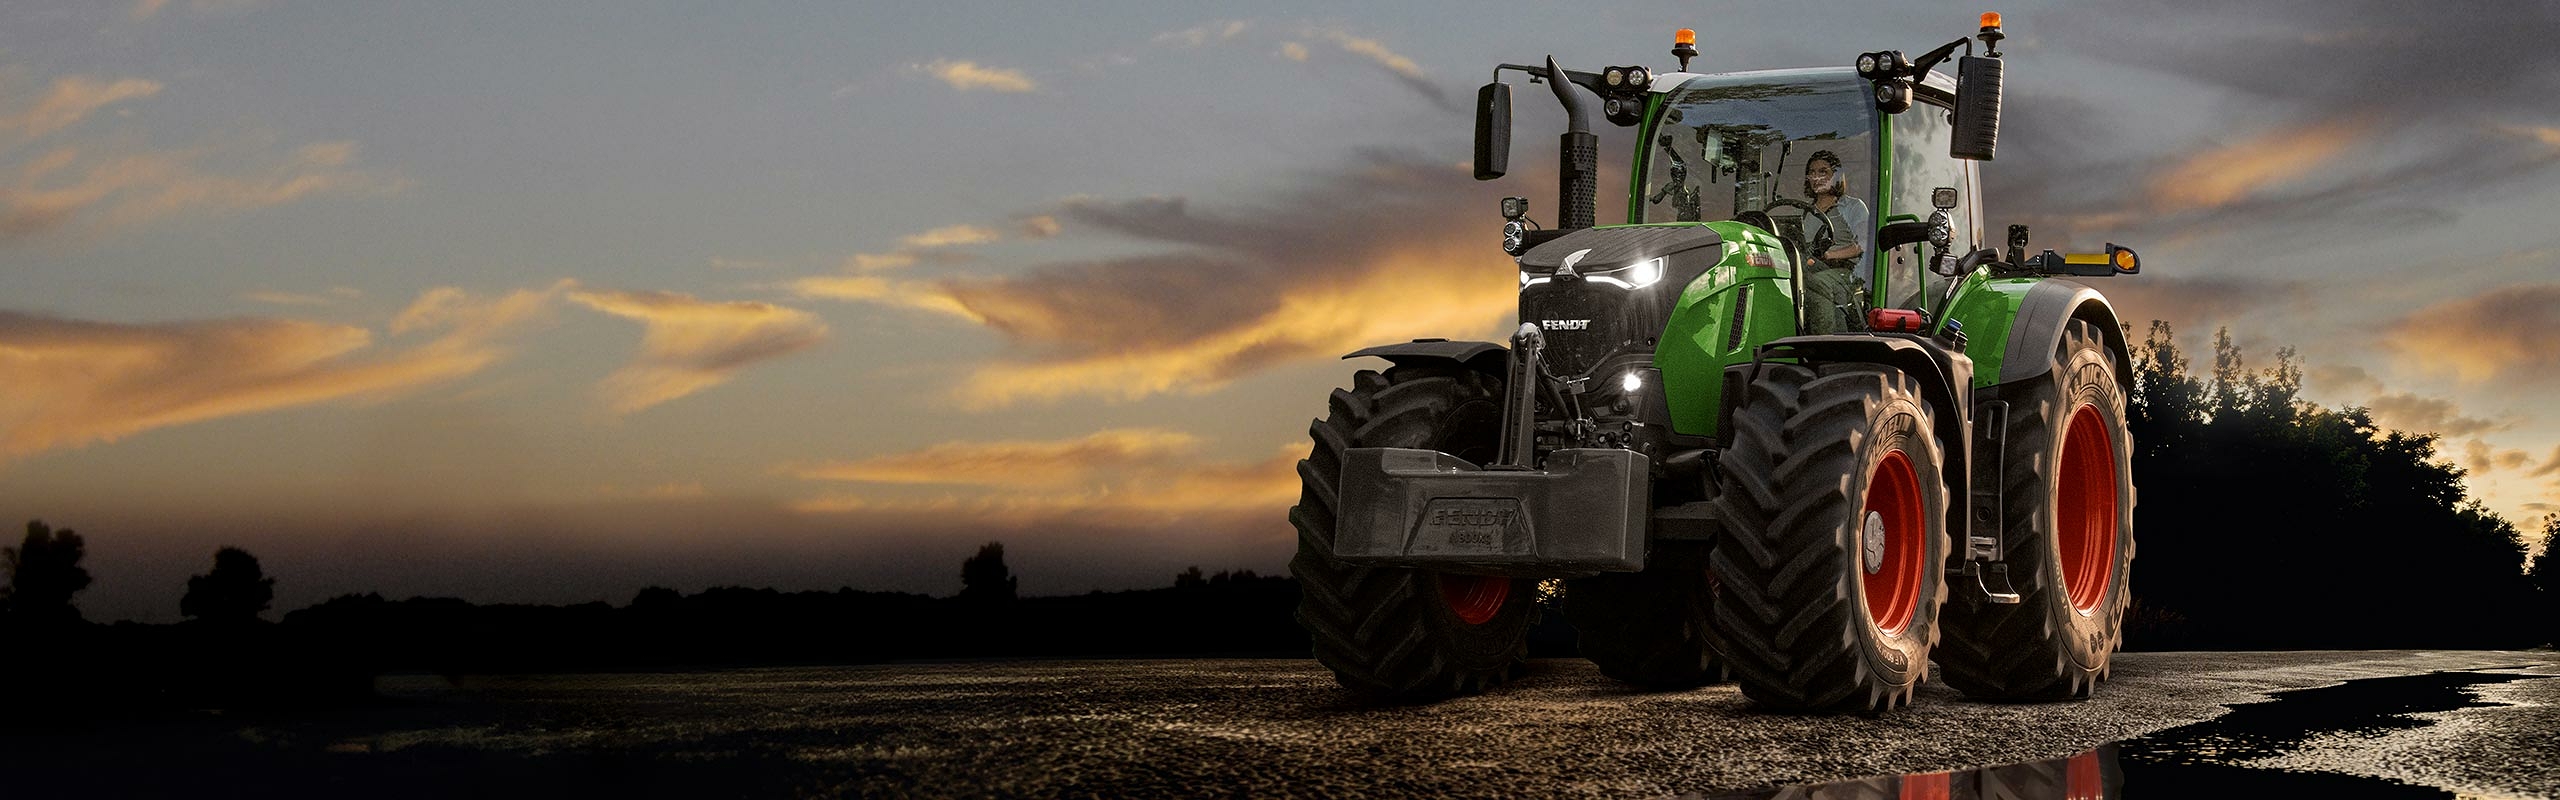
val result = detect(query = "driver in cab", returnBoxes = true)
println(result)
[1799,149,1868,332]
[1800,150,1868,268]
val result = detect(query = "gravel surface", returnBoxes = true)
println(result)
[10,650,2555,798]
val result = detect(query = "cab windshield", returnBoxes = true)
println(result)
[1641,70,1877,331]
[1648,70,1873,333]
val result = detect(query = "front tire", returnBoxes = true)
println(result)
[1708,363,1949,712]
[1938,319,2137,700]
[1290,365,1537,700]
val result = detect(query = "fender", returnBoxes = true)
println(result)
[1999,280,2133,390]
[1342,338,1509,375]
[1754,334,1976,549]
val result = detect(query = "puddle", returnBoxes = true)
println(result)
[1700,669,2553,799]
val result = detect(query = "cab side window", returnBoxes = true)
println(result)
[1887,102,1969,311]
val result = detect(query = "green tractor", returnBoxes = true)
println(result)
[1289,13,2142,711]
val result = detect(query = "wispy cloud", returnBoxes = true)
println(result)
[0,69,405,243]
[899,223,1000,249]
[2362,392,2510,440]
[785,428,1200,488]
[566,289,829,414]
[1996,3,2560,246]
[0,76,164,140]
[791,150,1517,407]
[0,283,560,462]
[912,59,1038,93]
[1306,27,1452,111]
[127,0,264,21]
[239,287,362,307]
[1154,21,1250,49]
[2386,283,2560,384]
[2147,121,2366,210]
[786,431,1300,521]
[2,128,401,243]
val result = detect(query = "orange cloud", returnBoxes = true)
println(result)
[0,67,402,242]
[951,241,1513,407]
[913,60,1037,93]
[239,287,363,307]
[2363,392,2508,439]
[0,284,558,462]
[2,140,403,242]
[2387,284,2560,383]
[2149,121,2366,209]
[900,224,1001,249]
[567,289,829,414]
[782,274,979,320]
[2,76,163,140]
[787,432,1301,522]
[791,153,1521,408]
[786,428,1202,488]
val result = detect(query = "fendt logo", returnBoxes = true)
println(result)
[1541,319,1591,331]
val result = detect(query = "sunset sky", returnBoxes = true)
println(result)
[5,1,2557,622]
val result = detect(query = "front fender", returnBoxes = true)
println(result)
[1343,339,1508,375]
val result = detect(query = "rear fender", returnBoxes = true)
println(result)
[2000,281,2132,390]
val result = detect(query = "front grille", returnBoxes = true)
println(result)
[1520,279,1629,377]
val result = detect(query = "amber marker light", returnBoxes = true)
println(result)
[2115,249,2138,272]
[1980,12,2003,31]
[1675,28,1696,46]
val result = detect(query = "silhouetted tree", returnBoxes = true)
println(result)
[180,547,276,624]
[4,520,92,625]
[2533,516,2560,647]
[1175,566,1206,589]
[2123,323,2539,649]
[960,542,1017,603]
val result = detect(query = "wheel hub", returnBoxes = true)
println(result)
[1862,511,1886,575]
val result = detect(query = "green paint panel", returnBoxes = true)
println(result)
[1940,274,2045,387]
[1652,221,1796,438]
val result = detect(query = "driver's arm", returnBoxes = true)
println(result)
[1821,203,1871,261]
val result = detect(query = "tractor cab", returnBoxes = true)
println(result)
[1636,68,1979,334]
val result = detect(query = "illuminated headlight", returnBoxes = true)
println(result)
[1629,257,1662,286]
[1620,372,1643,393]
[1587,256,1666,289]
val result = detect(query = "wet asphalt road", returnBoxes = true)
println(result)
[13,650,2558,798]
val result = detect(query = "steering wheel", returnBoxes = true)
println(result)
[1756,197,1825,252]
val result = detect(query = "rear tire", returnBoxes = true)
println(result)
[1708,363,1949,712]
[1290,365,1537,700]
[1565,540,1726,688]
[1939,319,2137,700]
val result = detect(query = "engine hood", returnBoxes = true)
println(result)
[1518,224,1723,272]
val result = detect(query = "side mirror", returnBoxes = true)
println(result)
[1474,82,1512,180]
[1951,55,2002,160]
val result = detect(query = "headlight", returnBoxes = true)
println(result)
[1620,372,1643,393]
[1587,256,1666,289]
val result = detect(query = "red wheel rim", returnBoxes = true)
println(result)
[1440,575,1510,625]
[1861,449,1925,636]
[2058,404,2119,614]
